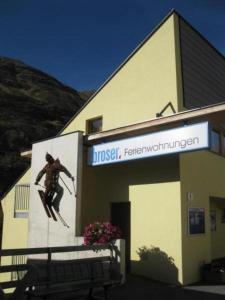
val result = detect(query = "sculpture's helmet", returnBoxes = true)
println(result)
[45,153,54,164]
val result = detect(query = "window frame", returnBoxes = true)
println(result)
[14,184,30,218]
[86,116,103,134]
[210,127,225,157]
[210,129,221,154]
[187,207,205,236]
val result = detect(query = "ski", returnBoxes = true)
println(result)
[47,203,57,222]
[38,190,51,218]
[54,209,70,228]
[38,190,57,221]
[37,189,69,227]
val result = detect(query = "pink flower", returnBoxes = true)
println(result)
[83,222,122,246]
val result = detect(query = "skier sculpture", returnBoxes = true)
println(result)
[35,153,74,212]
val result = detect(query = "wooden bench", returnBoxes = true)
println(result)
[0,244,123,300]
[24,256,122,300]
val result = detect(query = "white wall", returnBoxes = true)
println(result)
[28,132,83,249]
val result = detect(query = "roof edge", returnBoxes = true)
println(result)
[58,9,178,135]
[59,9,225,137]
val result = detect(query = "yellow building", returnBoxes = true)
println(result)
[2,10,225,285]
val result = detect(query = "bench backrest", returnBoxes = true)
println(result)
[28,257,117,287]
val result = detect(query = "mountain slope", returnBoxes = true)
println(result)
[0,56,90,197]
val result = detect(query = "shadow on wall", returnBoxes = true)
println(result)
[81,155,179,227]
[132,246,179,285]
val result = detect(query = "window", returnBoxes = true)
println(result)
[211,130,220,153]
[86,117,102,134]
[14,184,30,218]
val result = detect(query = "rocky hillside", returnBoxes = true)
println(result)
[0,56,92,197]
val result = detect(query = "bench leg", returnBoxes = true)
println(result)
[104,286,108,300]
[88,287,93,299]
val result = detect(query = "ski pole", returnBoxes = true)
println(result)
[59,176,72,195]
[55,211,70,228]
[37,183,45,189]
[72,180,77,197]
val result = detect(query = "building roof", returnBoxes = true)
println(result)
[58,9,177,135]
[58,9,225,136]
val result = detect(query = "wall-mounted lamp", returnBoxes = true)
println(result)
[156,102,176,117]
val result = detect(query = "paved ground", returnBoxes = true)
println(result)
[47,275,225,300]
[105,275,225,300]
[6,274,225,300]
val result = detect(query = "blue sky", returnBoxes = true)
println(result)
[1,0,225,91]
